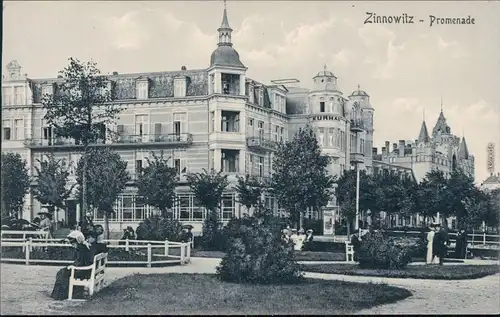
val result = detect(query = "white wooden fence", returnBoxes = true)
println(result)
[0,236,191,267]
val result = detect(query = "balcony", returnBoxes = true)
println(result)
[350,119,365,133]
[350,152,365,164]
[24,133,193,150]
[246,137,278,152]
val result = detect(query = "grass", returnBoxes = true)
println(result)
[62,273,412,315]
[303,263,500,280]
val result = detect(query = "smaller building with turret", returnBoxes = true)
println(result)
[373,109,475,183]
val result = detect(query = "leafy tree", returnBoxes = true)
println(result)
[445,168,478,227]
[235,175,264,214]
[186,169,229,250]
[31,154,75,217]
[336,169,378,235]
[271,125,335,229]
[76,148,130,238]
[41,57,122,216]
[136,151,178,218]
[1,153,30,219]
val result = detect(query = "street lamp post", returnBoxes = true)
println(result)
[354,163,360,234]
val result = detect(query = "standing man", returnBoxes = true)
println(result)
[455,228,468,259]
[432,223,447,265]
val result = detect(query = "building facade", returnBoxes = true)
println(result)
[3,5,466,232]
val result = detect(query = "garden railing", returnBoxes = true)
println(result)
[0,237,191,267]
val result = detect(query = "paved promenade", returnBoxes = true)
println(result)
[1,258,499,315]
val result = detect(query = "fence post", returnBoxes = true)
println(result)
[25,238,31,265]
[483,232,486,245]
[125,238,129,252]
[180,244,185,265]
[164,239,169,257]
[147,243,152,268]
[186,241,191,263]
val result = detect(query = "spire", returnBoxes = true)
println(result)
[432,104,450,136]
[217,0,233,46]
[440,95,443,112]
[458,137,469,159]
[417,120,430,143]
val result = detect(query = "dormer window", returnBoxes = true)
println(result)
[136,78,149,100]
[41,84,53,96]
[174,77,187,98]
[249,86,254,103]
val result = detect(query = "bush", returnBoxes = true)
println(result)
[216,214,304,284]
[136,216,183,242]
[357,231,413,269]
[200,211,225,251]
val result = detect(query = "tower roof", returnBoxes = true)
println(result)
[458,137,469,159]
[350,84,369,97]
[432,110,451,135]
[417,121,430,143]
[218,7,232,31]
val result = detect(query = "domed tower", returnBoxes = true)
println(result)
[208,1,247,96]
[307,66,347,177]
[349,85,374,171]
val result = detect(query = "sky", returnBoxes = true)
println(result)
[3,0,500,184]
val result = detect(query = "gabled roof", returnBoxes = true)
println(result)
[483,174,500,184]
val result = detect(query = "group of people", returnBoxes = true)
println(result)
[51,213,109,300]
[425,223,451,265]
[282,227,314,251]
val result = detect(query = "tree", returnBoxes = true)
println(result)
[336,169,378,235]
[445,168,478,227]
[1,153,30,219]
[76,148,130,238]
[235,175,264,214]
[31,154,76,217]
[271,125,335,229]
[186,169,229,250]
[136,151,178,218]
[41,57,122,217]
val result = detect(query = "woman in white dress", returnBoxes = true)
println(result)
[426,225,435,264]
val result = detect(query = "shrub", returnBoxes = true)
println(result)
[357,231,413,269]
[135,216,183,242]
[200,211,225,251]
[216,214,304,284]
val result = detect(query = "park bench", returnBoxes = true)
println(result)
[345,241,355,262]
[68,252,108,300]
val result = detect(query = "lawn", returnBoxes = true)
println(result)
[303,263,500,280]
[63,274,412,315]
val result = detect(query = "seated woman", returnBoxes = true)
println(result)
[51,231,94,300]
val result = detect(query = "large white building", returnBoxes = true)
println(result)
[2,5,470,232]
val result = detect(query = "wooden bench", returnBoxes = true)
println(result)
[68,253,108,300]
[345,241,354,262]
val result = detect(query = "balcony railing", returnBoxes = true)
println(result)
[350,119,365,132]
[246,137,278,151]
[24,133,193,149]
[350,152,365,164]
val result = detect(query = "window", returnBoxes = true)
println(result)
[222,150,239,173]
[273,125,279,142]
[136,81,148,99]
[14,87,24,105]
[14,119,23,140]
[280,127,284,142]
[135,115,147,139]
[329,128,334,146]
[2,88,12,106]
[41,85,52,96]
[43,127,52,140]
[173,151,187,174]
[221,194,235,221]
[320,101,325,113]
[178,196,190,220]
[174,159,181,175]
[173,121,181,135]
[2,120,11,140]
[318,128,324,146]
[122,196,134,221]
[135,160,142,178]
[258,156,264,177]
[259,90,263,106]
[174,79,186,98]
[257,121,264,138]
[221,111,240,132]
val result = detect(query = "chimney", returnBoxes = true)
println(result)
[372,147,378,156]
[393,143,398,152]
[399,140,405,157]
[382,147,387,156]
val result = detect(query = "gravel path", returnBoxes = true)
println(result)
[1,258,499,315]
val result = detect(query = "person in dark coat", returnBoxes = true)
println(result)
[455,228,468,259]
[80,213,95,240]
[92,225,109,255]
[51,231,95,300]
[350,233,362,262]
[432,224,447,265]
